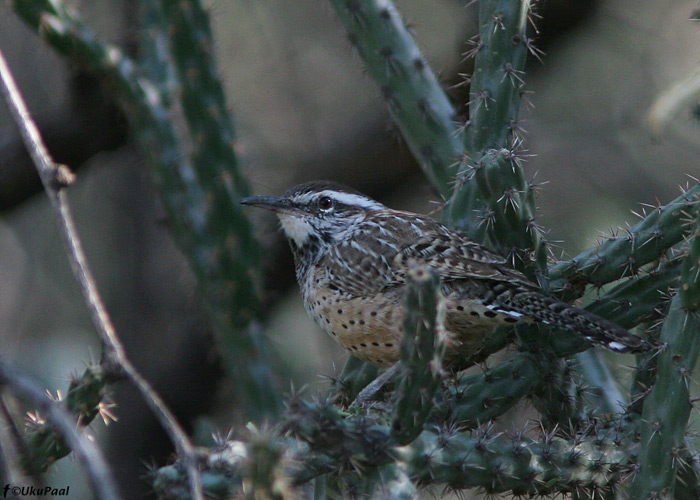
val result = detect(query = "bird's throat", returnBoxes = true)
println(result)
[278,214,315,247]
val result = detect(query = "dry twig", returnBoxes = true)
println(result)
[0,47,204,500]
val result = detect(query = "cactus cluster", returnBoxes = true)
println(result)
[21,365,109,473]
[155,396,644,499]
[6,0,700,499]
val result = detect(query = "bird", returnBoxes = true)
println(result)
[241,180,649,368]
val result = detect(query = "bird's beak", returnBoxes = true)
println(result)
[240,195,295,213]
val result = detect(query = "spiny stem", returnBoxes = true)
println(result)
[549,183,700,297]
[391,266,445,444]
[629,204,700,498]
[327,0,462,197]
[443,0,544,277]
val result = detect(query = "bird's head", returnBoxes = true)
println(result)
[241,181,385,253]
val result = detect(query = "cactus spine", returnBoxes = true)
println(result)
[22,365,108,472]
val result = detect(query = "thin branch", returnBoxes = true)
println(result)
[0,48,204,500]
[0,361,120,500]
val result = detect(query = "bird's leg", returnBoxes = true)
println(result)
[351,363,400,408]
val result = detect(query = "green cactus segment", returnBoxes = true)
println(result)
[158,0,281,415]
[64,365,107,424]
[443,0,545,276]
[138,0,178,103]
[154,435,297,500]
[530,357,588,429]
[160,0,258,258]
[456,326,514,371]
[327,0,462,197]
[445,148,546,275]
[575,350,626,415]
[394,429,630,495]
[585,257,681,329]
[284,397,392,465]
[463,0,530,154]
[23,365,107,473]
[549,183,700,298]
[439,353,539,426]
[14,0,281,418]
[629,296,700,498]
[630,207,700,498]
[443,0,532,244]
[154,446,244,500]
[391,267,445,445]
[629,344,658,418]
[680,210,700,311]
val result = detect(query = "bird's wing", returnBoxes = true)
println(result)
[320,211,537,297]
[382,211,537,289]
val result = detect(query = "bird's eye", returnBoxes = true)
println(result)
[318,196,333,210]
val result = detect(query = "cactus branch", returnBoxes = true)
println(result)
[442,0,545,277]
[462,0,531,154]
[395,428,631,495]
[585,256,682,329]
[445,147,547,274]
[628,296,700,497]
[392,266,445,444]
[438,352,540,426]
[549,183,700,297]
[327,0,462,197]
[629,206,700,498]
[138,0,178,101]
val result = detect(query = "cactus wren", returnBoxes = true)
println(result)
[241,181,649,368]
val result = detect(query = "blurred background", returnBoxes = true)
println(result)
[0,0,699,498]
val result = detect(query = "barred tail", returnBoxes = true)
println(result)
[494,286,651,353]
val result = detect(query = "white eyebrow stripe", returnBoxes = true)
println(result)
[321,191,384,210]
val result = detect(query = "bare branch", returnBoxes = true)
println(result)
[0,48,204,500]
